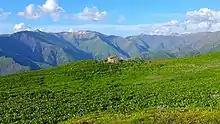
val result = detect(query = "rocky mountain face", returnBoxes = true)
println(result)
[0,30,220,75]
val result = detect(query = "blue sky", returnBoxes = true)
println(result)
[1,0,220,36]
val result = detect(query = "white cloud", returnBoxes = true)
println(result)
[13,8,220,36]
[39,0,65,20]
[14,23,26,32]
[13,23,33,32]
[186,8,220,23]
[18,0,64,21]
[18,1,105,21]
[17,4,41,19]
[69,6,107,21]
[113,8,220,35]
[0,8,11,19]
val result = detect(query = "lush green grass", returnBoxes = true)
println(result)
[1,53,220,123]
[64,109,220,124]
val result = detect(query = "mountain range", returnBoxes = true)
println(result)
[1,30,220,75]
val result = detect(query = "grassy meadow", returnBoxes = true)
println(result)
[1,53,220,123]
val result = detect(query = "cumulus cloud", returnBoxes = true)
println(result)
[39,0,65,20]
[17,4,41,19]
[69,6,107,21]
[17,1,106,21]
[14,8,220,36]
[13,23,26,32]
[186,8,220,23]
[0,8,11,19]
[40,0,64,13]
[117,8,220,35]
[13,23,34,32]
[17,0,64,21]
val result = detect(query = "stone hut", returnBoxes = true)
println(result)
[107,56,119,63]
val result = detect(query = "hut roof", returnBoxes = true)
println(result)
[108,56,116,59]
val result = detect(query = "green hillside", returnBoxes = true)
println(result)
[0,57,30,75]
[2,53,220,123]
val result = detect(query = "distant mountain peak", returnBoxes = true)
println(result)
[169,33,181,36]
[34,29,42,32]
[67,29,98,35]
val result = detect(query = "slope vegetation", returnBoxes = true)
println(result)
[1,53,220,123]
